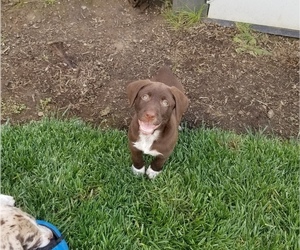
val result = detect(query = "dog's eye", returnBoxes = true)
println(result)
[141,94,150,101]
[161,99,169,107]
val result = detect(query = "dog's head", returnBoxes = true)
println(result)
[0,195,53,250]
[127,80,189,135]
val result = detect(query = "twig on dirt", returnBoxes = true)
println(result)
[1,46,10,55]
[81,10,86,19]
[254,98,270,107]
[49,41,77,69]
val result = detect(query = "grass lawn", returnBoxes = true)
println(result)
[1,119,299,249]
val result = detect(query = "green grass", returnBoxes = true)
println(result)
[1,119,299,249]
[233,22,272,56]
[162,1,205,30]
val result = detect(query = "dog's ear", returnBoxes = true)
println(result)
[127,80,151,107]
[170,87,189,122]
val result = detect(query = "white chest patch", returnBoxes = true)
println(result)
[133,130,162,156]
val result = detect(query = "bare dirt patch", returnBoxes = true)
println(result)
[1,0,299,138]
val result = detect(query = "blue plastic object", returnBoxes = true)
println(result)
[36,220,69,250]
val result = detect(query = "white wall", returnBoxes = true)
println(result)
[207,0,300,30]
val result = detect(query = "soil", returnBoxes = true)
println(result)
[1,0,299,138]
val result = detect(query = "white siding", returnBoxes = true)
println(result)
[207,0,300,30]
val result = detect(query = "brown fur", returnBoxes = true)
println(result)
[127,66,189,175]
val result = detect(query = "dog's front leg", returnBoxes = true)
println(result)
[130,146,145,175]
[146,156,167,179]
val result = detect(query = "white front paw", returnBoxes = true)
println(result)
[0,194,15,206]
[132,165,145,176]
[146,166,161,179]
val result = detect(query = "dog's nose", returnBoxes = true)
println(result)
[145,111,155,121]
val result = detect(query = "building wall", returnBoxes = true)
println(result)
[207,0,299,30]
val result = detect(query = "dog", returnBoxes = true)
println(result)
[127,66,189,179]
[0,194,53,250]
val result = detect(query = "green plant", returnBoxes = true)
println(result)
[44,0,56,5]
[162,1,205,30]
[39,97,52,112]
[1,99,27,116]
[234,22,271,56]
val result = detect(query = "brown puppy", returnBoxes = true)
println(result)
[127,66,189,179]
